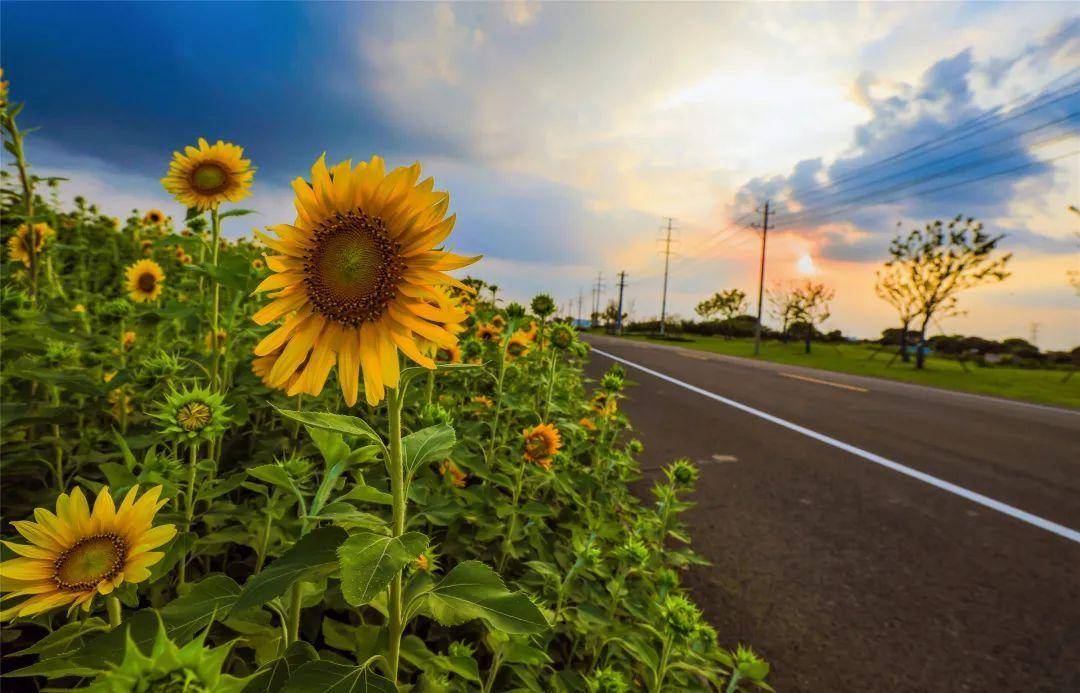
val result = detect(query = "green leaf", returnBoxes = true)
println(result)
[8,618,108,658]
[242,641,319,693]
[338,531,429,606]
[246,464,302,498]
[232,526,347,614]
[308,427,350,468]
[335,484,394,506]
[424,561,548,634]
[282,661,396,693]
[219,208,258,220]
[402,424,455,478]
[161,573,241,642]
[273,405,383,448]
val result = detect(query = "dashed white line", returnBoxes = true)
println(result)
[593,347,1080,545]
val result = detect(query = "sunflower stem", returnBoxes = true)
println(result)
[107,596,122,628]
[386,385,406,683]
[497,457,529,573]
[486,335,511,459]
[209,207,222,392]
[178,442,198,587]
[542,348,558,420]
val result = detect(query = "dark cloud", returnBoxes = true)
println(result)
[731,18,1080,262]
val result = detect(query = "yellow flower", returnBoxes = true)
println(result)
[436,343,462,364]
[123,331,136,350]
[579,417,597,431]
[124,259,165,303]
[251,258,265,270]
[143,210,166,225]
[476,323,500,342]
[251,155,479,406]
[162,138,254,210]
[413,554,431,571]
[522,423,561,470]
[0,486,176,619]
[73,304,86,314]
[204,329,228,354]
[471,395,493,408]
[7,223,54,267]
[506,331,531,359]
[438,459,468,488]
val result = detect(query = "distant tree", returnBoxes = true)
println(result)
[875,249,921,362]
[767,281,801,342]
[789,280,834,354]
[695,289,747,322]
[887,215,1012,369]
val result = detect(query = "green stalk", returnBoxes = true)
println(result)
[653,633,674,693]
[178,442,198,587]
[425,369,435,406]
[497,457,529,572]
[3,108,39,303]
[542,349,558,420]
[106,596,122,628]
[486,335,511,459]
[385,386,406,682]
[209,207,222,391]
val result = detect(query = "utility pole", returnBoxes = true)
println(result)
[1030,322,1040,347]
[591,271,605,328]
[615,271,627,335]
[659,217,675,335]
[576,289,584,326]
[753,201,770,356]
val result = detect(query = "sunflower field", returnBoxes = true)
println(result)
[0,75,770,691]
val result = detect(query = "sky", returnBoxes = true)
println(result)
[2,1,1078,348]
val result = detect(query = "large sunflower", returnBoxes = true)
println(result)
[162,138,254,210]
[0,485,175,619]
[7,222,54,267]
[522,423,561,471]
[125,259,165,303]
[252,155,479,406]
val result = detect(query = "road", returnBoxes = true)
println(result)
[583,334,1080,692]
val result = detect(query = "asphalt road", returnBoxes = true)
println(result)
[583,334,1080,692]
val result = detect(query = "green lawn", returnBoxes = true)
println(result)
[611,333,1079,410]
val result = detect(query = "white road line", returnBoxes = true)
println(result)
[779,371,869,393]
[593,347,1080,545]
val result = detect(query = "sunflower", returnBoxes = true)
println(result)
[251,258,265,270]
[251,155,479,406]
[162,138,254,210]
[124,259,165,303]
[7,223,54,267]
[490,315,506,330]
[143,210,166,226]
[550,323,575,350]
[523,423,561,470]
[153,386,230,444]
[471,395,493,408]
[0,485,175,619]
[436,343,462,364]
[438,459,468,488]
[122,331,137,350]
[476,323,501,342]
[506,331,531,360]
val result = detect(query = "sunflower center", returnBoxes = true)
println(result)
[137,272,157,293]
[525,435,551,459]
[304,210,406,327]
[54,533,126,591]
[177,401,212,431]
[190,163,229,193]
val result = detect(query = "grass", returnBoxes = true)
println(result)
[611,332,1079,410]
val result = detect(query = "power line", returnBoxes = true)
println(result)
[771,128,1078,229]
[771,148,1078,231]
[783,73,1080,202]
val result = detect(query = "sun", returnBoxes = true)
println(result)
[796,253,817,275]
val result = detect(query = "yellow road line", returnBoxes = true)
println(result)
[778,371,869,393]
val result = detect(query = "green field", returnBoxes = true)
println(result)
[612,333,1079,409]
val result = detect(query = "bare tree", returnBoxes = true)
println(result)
[790,280,834,354]
[767,281,800,342]
[887,215,1011,369]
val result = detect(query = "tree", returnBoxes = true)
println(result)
[875,259,921,362]
[767,281,800,342]
[887,215,1011,369]
[602,299,627,332]
[695,289,747,322]
[789,280,834,354]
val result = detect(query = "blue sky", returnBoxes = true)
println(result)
[2,2,1078,346]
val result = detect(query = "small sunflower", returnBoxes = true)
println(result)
[436,343,462,364]
[153,386,230,444]
[73,304,86,314]
[476,323,501,342]
[251,155,479,406]
[506,331,531,360]
[124,259,165,303]
[550,323,575,350]
[0,485,175,619]
[523,423,561,470]
[7,223,54,267]
[471,395,493,408]
[162,138,254,210]
[122,331,137,350]
[143,210,166,226]
[251,258,265,270]
[438,459,468,488]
